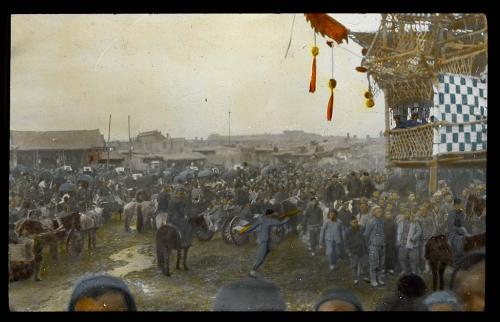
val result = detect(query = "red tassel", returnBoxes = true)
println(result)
[309,56,317,93]
[327,90,334,121]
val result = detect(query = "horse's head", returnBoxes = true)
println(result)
[15,218,44,236]
[465,232,486,252]
[189,214,207,229]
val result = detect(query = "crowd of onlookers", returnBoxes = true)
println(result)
[9,162,486,311]
[62,249,484,311]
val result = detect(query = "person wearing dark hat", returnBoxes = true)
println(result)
[324,175,345,208]
[393,115,406,129]
[213,277,286,311]
[404,113,419,128]
[240,209,290,278]
[344,218,369,285]
[302,197,324,256]
[346,172,361,199]
[68,275,137,311]
[156,186,170,214]
[314,288,364,311]
[376,273,427,311]
[360,172,376,199]
[447,198,468,264]
[166,186,192,248]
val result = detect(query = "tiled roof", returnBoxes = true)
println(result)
[10,129,105,151]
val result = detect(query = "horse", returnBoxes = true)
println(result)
[14,217,63,281]
[80,207,103,250]
[154,213,205,276]
[465,193,486,228]
[425,232,486,291]
[123,200,156,232]
[98,195,124,222]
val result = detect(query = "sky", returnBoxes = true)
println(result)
[11,14,384,141]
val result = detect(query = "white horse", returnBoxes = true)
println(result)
[123,200,156,232]
[80,206,103,250]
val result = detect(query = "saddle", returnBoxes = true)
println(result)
[161,222,183,241]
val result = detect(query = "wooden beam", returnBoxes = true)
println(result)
[436,156,464,163]
[429,157,438,195]
[439,47,487,64]
[435,26,487,45]
[438,158,486,167]
[390,160,433,168]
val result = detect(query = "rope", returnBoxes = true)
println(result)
[284,14,296,59]
[331,45,334,77]
[337,45,364,59]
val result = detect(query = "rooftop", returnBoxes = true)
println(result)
[10,129,105,151]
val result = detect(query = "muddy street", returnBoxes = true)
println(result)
[8,215,445,311]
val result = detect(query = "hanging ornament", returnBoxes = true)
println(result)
[309,33,319,93]
[365,74,375,108]
[326,40,335,121]
[327,79,336,120]
[356,66,368,73]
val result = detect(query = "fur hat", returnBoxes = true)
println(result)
[423,291,461,311]
[213,277,286,311]
[314,288,363,311]
[68,275,136,311]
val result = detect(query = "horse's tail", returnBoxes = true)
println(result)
[157,223,182,243]
[136,203,143,232]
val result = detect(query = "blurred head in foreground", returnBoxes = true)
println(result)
[213,277,286,311]
[68,275,136,311]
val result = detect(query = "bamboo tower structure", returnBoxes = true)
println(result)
[349,14,487,193]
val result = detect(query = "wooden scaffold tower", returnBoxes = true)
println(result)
[349,13,487,194]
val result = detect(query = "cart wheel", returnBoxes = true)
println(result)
[195,221,215,241]
[229,217,250,246]
[66,229,84,257]
[221,217,233,244]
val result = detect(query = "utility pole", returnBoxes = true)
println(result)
[228,109,231,145]
[128,115,132,172]
[107,114,111,171]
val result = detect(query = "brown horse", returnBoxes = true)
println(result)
[425,232,486,291]
[154,215,205,276]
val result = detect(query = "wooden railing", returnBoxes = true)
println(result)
[387,123,434,160]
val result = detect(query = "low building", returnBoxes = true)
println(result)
[134,130,166,153]
[10,129,106,169]
[97,150,125,166]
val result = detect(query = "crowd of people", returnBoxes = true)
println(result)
[8,161,486,311]
[62,249,485,311]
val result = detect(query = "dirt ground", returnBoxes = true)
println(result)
[8,215,448,311]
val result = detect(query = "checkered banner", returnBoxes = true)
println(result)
[431,73,487,155]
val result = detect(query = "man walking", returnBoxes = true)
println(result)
[396,204,411,275]
[302,197,324,256]
[447,198,468,264]
[406,211,423,275]
[364,206,386,287]
[345,218,369,285]
[319,209,344,271]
